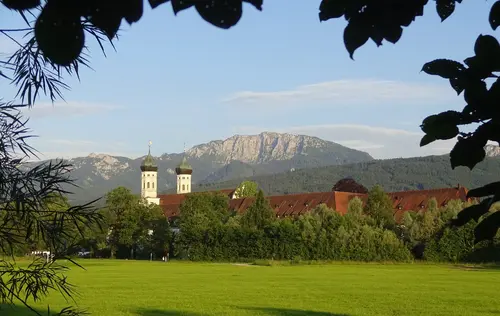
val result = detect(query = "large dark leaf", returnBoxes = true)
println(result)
[195,0,243,29]
[1,0,39,10]
[449,77,466,95]
[243,0,262,10]
[123,0,144,24]
[420,111,461,140]
[171,0,193,15]
[381,23,403,44]
[420,134,436,147]
[82,0,123,40]
[489,0,500,30]
[463,79,488,111]
[436,0,455,21]
[35,0,85,66]
[450,136,486,170]
[343,19,369,60]
[148,0,169,9]
[421,59,465,79]
[451,198,492,227]
[474,34,500,62]
[474,211,500,243]
[319,0,346,21]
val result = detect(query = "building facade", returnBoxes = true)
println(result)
[140,145,474,221]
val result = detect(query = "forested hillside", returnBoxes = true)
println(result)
[192,155,500,195]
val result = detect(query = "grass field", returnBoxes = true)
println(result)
[4,260,500,316]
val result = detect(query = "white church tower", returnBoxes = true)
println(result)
[175,154,192,194]
[140,141,160,205]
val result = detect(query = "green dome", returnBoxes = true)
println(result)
[140,149,157,172]
[175,155,192,175]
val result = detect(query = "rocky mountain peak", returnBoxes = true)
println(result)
[186,131,367,164]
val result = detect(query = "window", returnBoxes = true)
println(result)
[182,176,185,179]
[187,185,189,191]
[152,182,155,189]
[182,184,185,191]
[147,182,150,189]
[143,182,145,189]
[178,184,180,191]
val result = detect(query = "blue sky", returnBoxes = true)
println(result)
[0,1,494,160]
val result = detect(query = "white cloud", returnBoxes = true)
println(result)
[27,138,139,161]
[21,101,121,119]
[233,124,457,159]
[221,79,455,107]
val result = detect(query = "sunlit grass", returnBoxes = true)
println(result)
[5,259,500,316]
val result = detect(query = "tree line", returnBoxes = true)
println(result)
[5,185,500,264]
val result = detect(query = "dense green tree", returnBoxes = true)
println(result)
[240,190,275,230]
[364,186,396,230]
[234,181,259,198]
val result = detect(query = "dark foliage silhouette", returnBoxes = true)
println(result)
[332,178,368,194]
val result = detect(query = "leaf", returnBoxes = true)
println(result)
[319,0,346,22]
[382,24,403,44]
[451,198,491,227]
[123,0,144,24]
[148,0,169,9]
[243,0,262,11]
[467,182,500,198]
[171,0,193,15]
[449,77,465,95]
[474,34,500,59]
[34,0,85,66]
[474,211,500,243]
[450,136,486,170]
[194,0,243,29]
[83,0,123,40]
[463,79,488,108]
[489,0,500,30]
[421,59,465,79]
[420,111,461,140]
[343,19,369,60]
[436,0,455,22]
[420,134,436,147]
[1,0,40,10]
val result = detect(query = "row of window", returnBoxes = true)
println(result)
[143,182,155,189]
[178,184,189,191]
[143,173,155,177]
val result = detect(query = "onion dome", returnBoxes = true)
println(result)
[140,143,158,172]
[175,155,192,175]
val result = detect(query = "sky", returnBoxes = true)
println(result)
[0,1,495,160]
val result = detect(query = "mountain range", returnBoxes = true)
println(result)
[29,132,374,203]
[24,132,500,204]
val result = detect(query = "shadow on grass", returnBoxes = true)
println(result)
[451,264,500,271]
[0,304,87,316]
[135,307,349,316]
[238,306,350,316]
[135,308,205,316]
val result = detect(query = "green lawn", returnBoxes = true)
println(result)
[5,260,500,316]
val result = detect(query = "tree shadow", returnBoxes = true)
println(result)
[451,263,500,271]
[238,306,350,316]
[0,304,87,316]
[135,308,206,316]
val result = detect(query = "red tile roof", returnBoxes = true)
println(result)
[160,186,473,220]
[159,188,235,218]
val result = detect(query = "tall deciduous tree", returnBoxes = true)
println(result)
[364,185,396,230]
[240,190,275,230]
[234,181,259,198]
